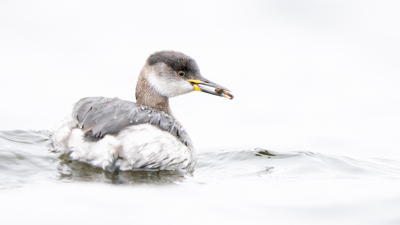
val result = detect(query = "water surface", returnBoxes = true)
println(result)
[1,130,400,224]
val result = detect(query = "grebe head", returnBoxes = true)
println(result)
[140,50,233,99]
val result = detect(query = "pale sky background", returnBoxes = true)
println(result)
[0,0,399,159]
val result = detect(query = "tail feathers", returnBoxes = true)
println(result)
[51,116,78,153]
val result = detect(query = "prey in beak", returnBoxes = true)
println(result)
[187,79,234,100]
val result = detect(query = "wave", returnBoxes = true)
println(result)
[1,130,399,188]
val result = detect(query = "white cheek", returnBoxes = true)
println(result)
[147,71,193,98]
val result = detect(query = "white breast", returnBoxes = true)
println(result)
[117,124,195,171]
[51,116,196,171]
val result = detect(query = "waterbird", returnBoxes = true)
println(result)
[51,51,233,172]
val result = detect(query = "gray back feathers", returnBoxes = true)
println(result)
[72,97,193,148]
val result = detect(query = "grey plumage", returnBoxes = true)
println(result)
[51,50,233,172]
[73,97,193,148]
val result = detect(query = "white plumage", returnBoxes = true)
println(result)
[52,115,194,171]
[51,50,232,172]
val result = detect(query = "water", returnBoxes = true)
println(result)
[1,130,400,224]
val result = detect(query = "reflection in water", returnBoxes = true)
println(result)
[58,153,188,184]
[1,129,400,189]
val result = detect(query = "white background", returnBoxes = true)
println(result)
[1,0,399,159]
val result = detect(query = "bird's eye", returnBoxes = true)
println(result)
[178,71,185,77]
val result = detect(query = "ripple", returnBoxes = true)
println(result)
[196,149,400,181]
[0,130,58,188]
[1,130,400,188]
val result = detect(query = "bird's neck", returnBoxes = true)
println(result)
[135,71,172,116]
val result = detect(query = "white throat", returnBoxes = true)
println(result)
[146,71,193,98]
